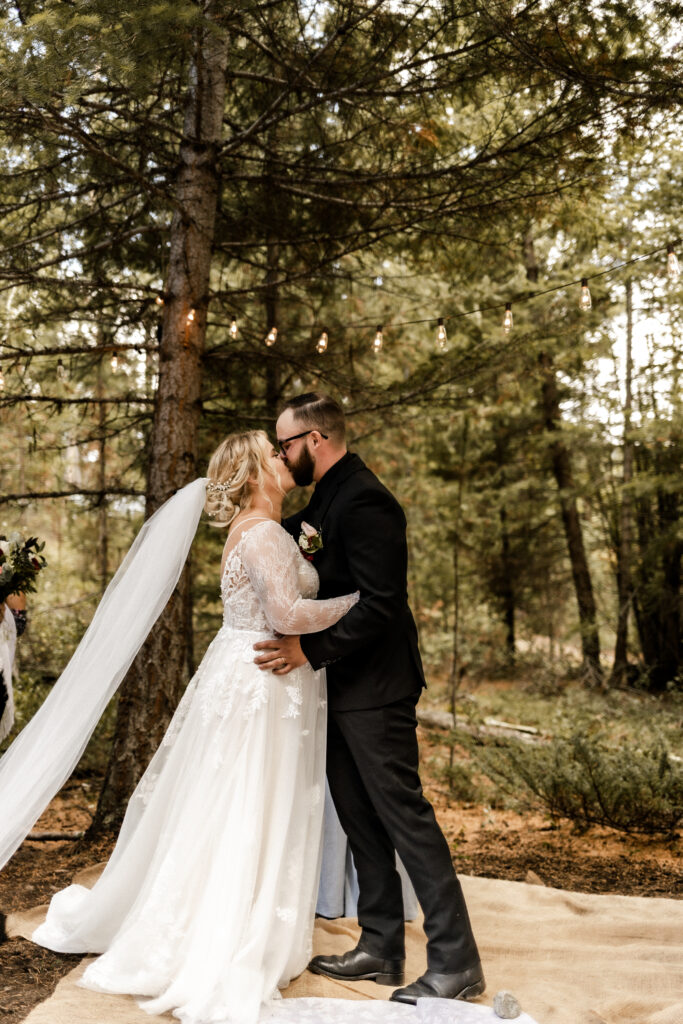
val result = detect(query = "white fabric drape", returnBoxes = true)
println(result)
[0,478,208,869]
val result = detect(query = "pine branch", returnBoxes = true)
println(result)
[0,487,144,506]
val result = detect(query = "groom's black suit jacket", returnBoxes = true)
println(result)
[283,452,426,711]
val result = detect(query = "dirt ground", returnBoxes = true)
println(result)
[1,738,681,1023]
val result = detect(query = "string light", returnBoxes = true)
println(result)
[230,316,238,339]
[318,243,674,339]
[265,326,278,347]
[503,303,513,335]
[579,278,592,311]
[667,244,680,282]
[373,325,383,353]
[111,352,119,372]
[187,309,195,324]
[57,358,67,380]
[316,330,328,354]
[436,317,448,352]
[155,295,164,306]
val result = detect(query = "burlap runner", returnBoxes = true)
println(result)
[7,867,683,1024]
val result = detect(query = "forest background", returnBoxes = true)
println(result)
[0,0,682,850]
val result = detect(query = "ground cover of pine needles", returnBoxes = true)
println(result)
[419,673,682,895]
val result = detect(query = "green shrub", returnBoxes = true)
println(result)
[473,732,683,837]
[435,759,480,803]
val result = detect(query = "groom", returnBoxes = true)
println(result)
[254,392,484,1004]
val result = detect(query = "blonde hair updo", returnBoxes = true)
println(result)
[205,430,281,528]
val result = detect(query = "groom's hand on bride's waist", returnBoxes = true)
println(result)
[253,635,308,674]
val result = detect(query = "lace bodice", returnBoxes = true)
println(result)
[220,520,357,633]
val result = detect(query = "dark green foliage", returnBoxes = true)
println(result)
[474,733,683,837]
[434,758,480,805]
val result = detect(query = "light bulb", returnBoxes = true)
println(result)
[111,353,119,372]
[580,278,592,311]
[667,244,680,282]
[316,330,328,354]
[187,309,195,324]
[436,317,448,352]
[503,303,513,335]
[230,316,238,339]
[265,326,277,347]
[57,358,67,380]
[373,325,383,353]
[155,295,164,306]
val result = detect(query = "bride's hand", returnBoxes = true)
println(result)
[253,635,308,675]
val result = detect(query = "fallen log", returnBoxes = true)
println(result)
[27,831,84,842]
[417,707,544,743]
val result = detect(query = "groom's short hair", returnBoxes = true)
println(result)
[280,392,346,444]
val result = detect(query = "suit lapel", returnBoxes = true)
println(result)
[313,454,365,529]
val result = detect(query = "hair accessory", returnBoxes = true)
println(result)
[206,476,238,494]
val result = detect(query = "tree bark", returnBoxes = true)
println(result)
[448,414,468,768]
[264,232,281,422]
[500,506,515,664]
[523,228,602,685]
[610,277,634,685]
[539,353,603,685]
[263,123,282,423]
[95,337,109,597]
[91,6,230,832]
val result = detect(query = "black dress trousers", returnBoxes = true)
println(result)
[326,694,480,973]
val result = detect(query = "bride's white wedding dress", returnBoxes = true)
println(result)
[33,519,358,1024]
[28,514,519,1024]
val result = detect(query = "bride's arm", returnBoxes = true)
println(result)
[241,522,358,635]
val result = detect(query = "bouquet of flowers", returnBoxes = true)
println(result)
[0,533,47,602]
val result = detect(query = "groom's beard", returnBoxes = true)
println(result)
[288,445,315,486]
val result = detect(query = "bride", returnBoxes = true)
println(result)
[3,431,359,1024]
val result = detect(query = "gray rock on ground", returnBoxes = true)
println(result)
[493,989,522,1019]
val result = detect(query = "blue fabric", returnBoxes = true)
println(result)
[316,779,418,920]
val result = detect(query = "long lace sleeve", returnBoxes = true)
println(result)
[241,522,358,635]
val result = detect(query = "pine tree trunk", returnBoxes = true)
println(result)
[522,229,601,686]
[90,7,229,832]
[263,125,281,421]
[264,232,281,421]
[658,494,682,690]
[539,352,603,686]
[500,506,515,664]
[448,414,468,767]
[631,425,682,691]
[96,337,108,597]
[610,278,634,685]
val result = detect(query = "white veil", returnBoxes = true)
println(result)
[0,477,208,871]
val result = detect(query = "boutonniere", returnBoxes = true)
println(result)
[298,522,323,561]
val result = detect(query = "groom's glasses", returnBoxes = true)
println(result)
[277,429,328,455]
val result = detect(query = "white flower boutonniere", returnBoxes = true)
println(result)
[298,522,323,561]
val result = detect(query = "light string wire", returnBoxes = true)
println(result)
[243,239,679,348]
[337,241,679,333]
[0,242,679,386]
